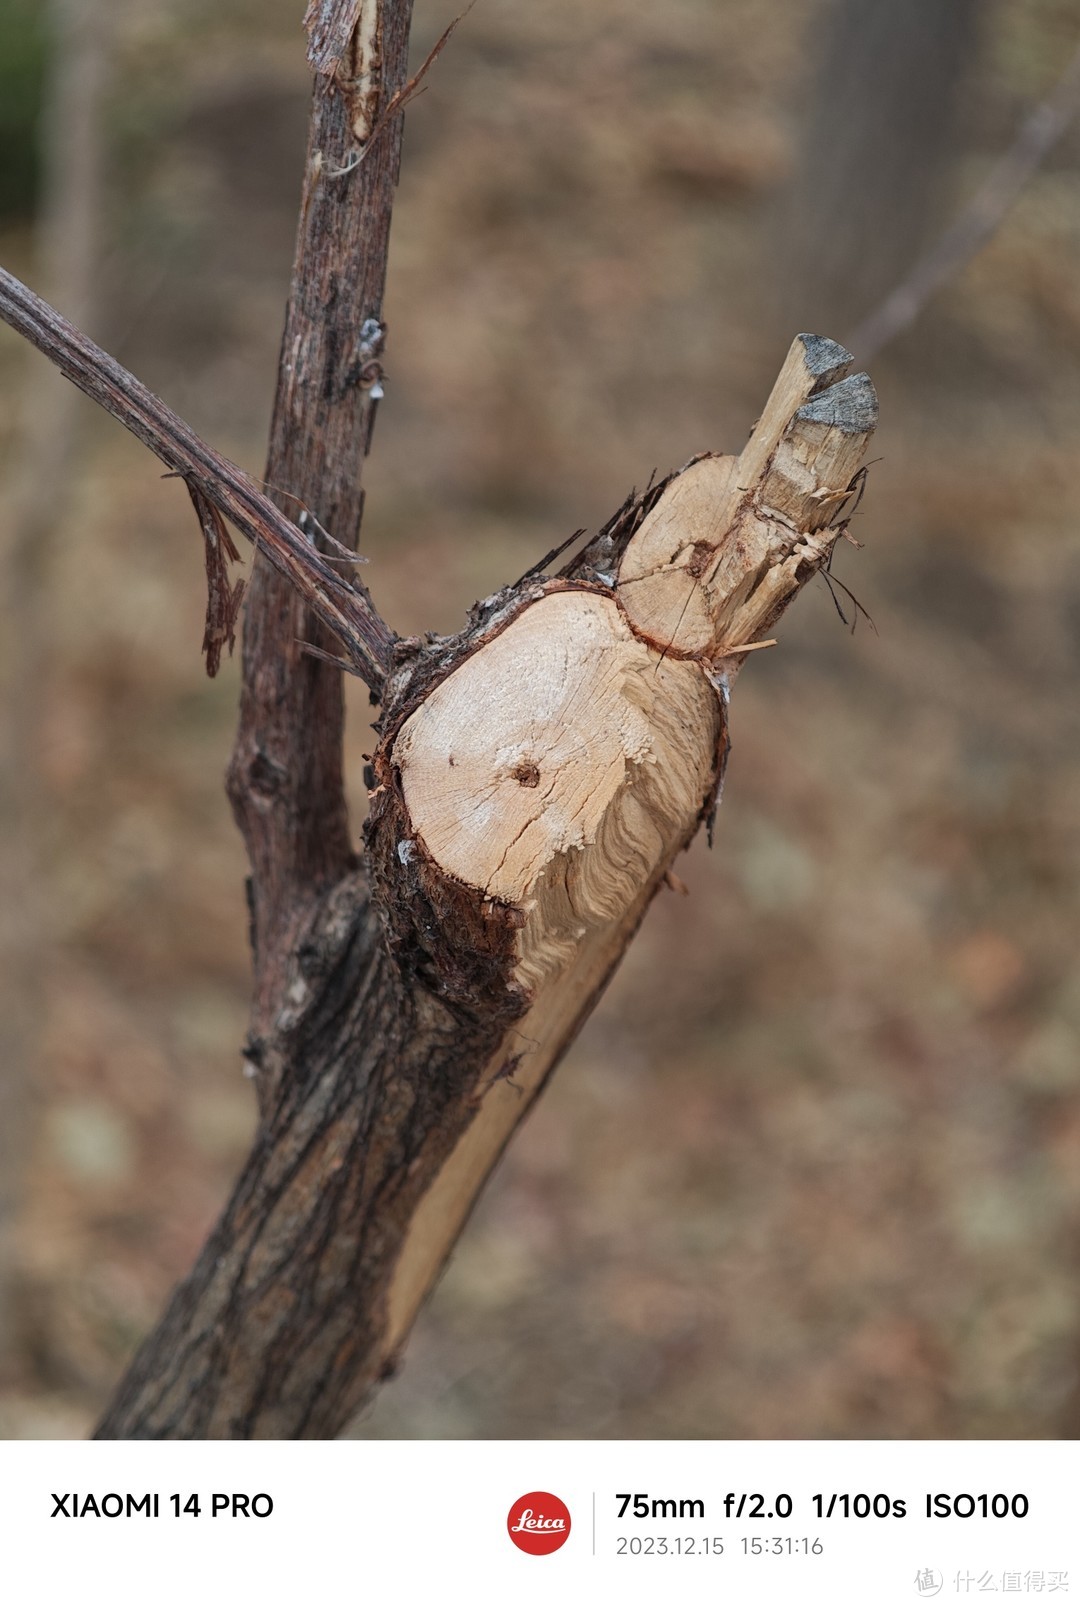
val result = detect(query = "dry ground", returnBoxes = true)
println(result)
[2,0,1080,1438]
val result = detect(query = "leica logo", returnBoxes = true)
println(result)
[506,1491,572,1555]
[511,1510,566,1533]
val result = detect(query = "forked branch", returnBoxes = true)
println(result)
[0,266,395,692]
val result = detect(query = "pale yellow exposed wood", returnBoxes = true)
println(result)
[395,590,718,992]
[737,331,852,488]
[756,371,877,532]
[616,338,874,660]
[383,335,878,1370]
[614,453,741,656]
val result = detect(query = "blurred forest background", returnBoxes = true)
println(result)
[2,0,1080,1439]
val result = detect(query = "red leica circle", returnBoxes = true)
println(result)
[507,1491,572,1555]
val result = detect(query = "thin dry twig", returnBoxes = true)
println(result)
[846,39,1080,361]
[0,265,396,693]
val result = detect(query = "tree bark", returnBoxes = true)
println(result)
[228,0,414,1045]
[0,8,879,1439]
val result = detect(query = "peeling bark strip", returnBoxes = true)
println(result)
[85,336,875,1438]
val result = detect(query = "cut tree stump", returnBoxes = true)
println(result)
[93,332,876,1438]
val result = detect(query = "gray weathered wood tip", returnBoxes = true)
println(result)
[796,371,878,434]
[795,332,854,390]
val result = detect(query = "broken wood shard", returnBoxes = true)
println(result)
[760,371,877,531]
[615,335,875,659]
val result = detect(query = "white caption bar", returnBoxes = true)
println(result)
[1,1439,1074,1606]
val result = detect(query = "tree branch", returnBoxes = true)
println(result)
[0,265,396,691]
[228,0,415,1003]
[847,38,1080,362]
[0,0,884,1446]
[90,337,877,1440]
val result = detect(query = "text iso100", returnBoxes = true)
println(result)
[925,1494,1029,1518]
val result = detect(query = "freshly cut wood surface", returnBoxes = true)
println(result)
[395,589,719,990]
[614,454,742,655]
[377,336,878,1380]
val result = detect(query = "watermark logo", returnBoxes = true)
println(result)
[507,1492,571,1555]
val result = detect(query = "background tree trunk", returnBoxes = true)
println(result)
[777,0,981,335]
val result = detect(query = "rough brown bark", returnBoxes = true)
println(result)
[86,877,517,1438]
[228,0,414,1041]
